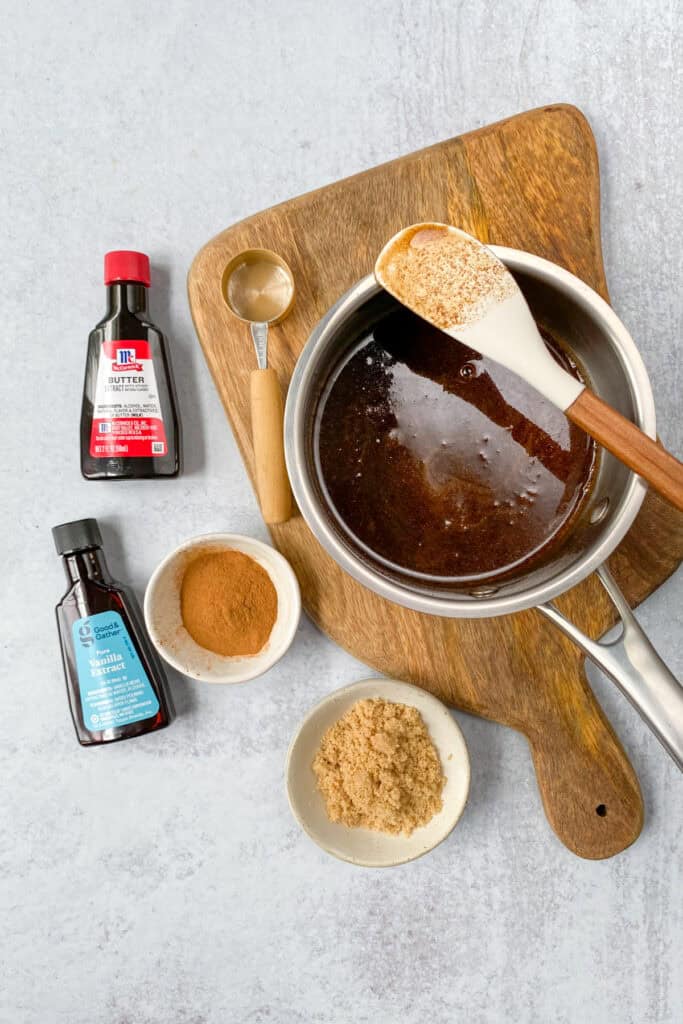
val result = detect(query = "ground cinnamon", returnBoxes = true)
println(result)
[180,549,277,657]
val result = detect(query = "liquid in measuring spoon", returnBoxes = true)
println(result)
[227,259,294,322]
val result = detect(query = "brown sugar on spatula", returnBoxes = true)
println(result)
[375,223,683,512]
[377,225,517,329]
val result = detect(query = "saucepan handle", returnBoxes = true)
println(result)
[538,565,683,771]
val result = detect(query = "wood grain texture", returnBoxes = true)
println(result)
[250,367,292,524]
[188,104,683,859]
[568,389,683,511]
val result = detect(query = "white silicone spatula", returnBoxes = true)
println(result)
[375,223,683,512]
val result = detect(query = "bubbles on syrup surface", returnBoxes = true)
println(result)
[315,306,595,579]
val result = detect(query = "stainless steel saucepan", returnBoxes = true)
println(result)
[284,249,683,768]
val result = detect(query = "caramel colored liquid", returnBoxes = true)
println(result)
[315,307,596,583]
[227,259,293,322]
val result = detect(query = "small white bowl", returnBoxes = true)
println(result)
[286,678,470,867]
[144,533,301,683]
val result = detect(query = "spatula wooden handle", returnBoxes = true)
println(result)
[567,390,683,512]
[250,367,292,524]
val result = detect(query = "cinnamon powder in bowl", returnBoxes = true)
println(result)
[144,533,301,684]
[180,549,278,657]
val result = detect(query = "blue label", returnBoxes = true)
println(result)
[72,611,160,732]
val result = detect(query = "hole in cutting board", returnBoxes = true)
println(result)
[595,804,607,817]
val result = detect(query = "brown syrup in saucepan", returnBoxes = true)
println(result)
[315,307,596,582]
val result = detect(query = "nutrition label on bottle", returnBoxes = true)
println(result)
[89,339,168,457]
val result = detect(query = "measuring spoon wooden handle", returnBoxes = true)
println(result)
[250,367,292,524]
[567,390,683,512]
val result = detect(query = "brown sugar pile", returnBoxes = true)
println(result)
[313,698,445,835]
[180,549,277,657]
[376,223,516,330]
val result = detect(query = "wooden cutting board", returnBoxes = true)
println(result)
[188,105,683,859]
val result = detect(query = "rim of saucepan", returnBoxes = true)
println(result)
[284,248,656,618]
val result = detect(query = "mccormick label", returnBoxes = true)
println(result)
[89,339,168,458]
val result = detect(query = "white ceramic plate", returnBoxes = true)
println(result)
[144,533,301,683]
[286,678,471,867]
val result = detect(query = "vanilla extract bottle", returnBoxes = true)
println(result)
[53,519,174,745]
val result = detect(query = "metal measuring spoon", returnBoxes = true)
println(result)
[223,248,295,524]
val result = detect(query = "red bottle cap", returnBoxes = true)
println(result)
[104,250,151,287]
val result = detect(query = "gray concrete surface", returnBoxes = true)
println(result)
[1,1,681,1022]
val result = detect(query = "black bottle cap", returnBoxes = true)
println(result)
[52,519,103,556]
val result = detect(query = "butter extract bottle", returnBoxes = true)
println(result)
[80,251,181,479]
[53,519,174,746]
